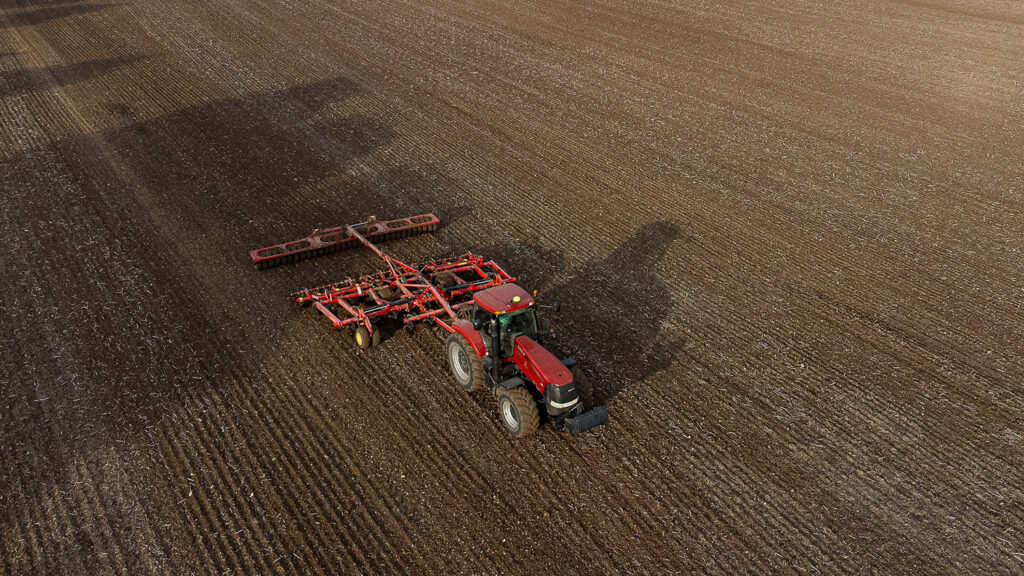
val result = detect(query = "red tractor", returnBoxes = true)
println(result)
[250,214,608,437]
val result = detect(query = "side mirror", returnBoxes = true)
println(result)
[553,301,561,313]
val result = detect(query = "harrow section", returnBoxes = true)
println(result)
[249,213,439,269]
[254,216,515,338]
[293,252,515,337]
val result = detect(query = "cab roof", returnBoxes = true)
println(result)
[474,284,534,314]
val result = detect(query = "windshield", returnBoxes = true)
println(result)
[500,308,538,350]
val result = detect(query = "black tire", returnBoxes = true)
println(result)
[571,365,593,410]
[495,387,540,438]
[372,328,382,347]
[354,326,372,350]
[446,334,484,392]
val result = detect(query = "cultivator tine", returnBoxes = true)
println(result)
[249,213,439,269]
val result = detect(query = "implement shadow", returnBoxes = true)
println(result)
[0,55,141,99]
[102,75,379,247]
[7,0,94,6]
[0,1,114,29]
[0,75,385,571]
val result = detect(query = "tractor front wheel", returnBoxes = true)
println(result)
[446,334,484,392]
[495,387,540,438]
[571,365,594,410]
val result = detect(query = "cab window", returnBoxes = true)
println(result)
[472,305,493,327]
[500,308,538,352]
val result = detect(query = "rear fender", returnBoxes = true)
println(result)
[452,320,486,357]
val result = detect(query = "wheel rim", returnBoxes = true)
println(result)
[449,344,471,383]
[500,397,519,430]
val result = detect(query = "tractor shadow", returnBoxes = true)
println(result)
[476,221,685,406]
[548,219,684,403]
[544,222,684,405]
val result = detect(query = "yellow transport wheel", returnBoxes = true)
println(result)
[355,326,372,350]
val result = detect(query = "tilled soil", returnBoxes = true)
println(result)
[2,0,1022,574]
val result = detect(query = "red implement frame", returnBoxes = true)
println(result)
[249,213,440,269]
[290,223,514,336]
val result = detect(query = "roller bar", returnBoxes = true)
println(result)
[249,213,440,269]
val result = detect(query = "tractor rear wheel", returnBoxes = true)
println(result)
[571,365,594,410]
[495,387,540,437]
[446,334,484,392]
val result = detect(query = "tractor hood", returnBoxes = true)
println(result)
[513,336,573,389]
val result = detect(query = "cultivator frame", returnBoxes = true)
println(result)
[252,214,515,338]
[293,249,516,338]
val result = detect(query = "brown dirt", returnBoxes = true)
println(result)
[2,0,1022,573]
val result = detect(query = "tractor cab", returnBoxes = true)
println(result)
[448,281,608,436]
[467,284,538,357]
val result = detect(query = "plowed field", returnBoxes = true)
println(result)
[2,0,1022,573]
